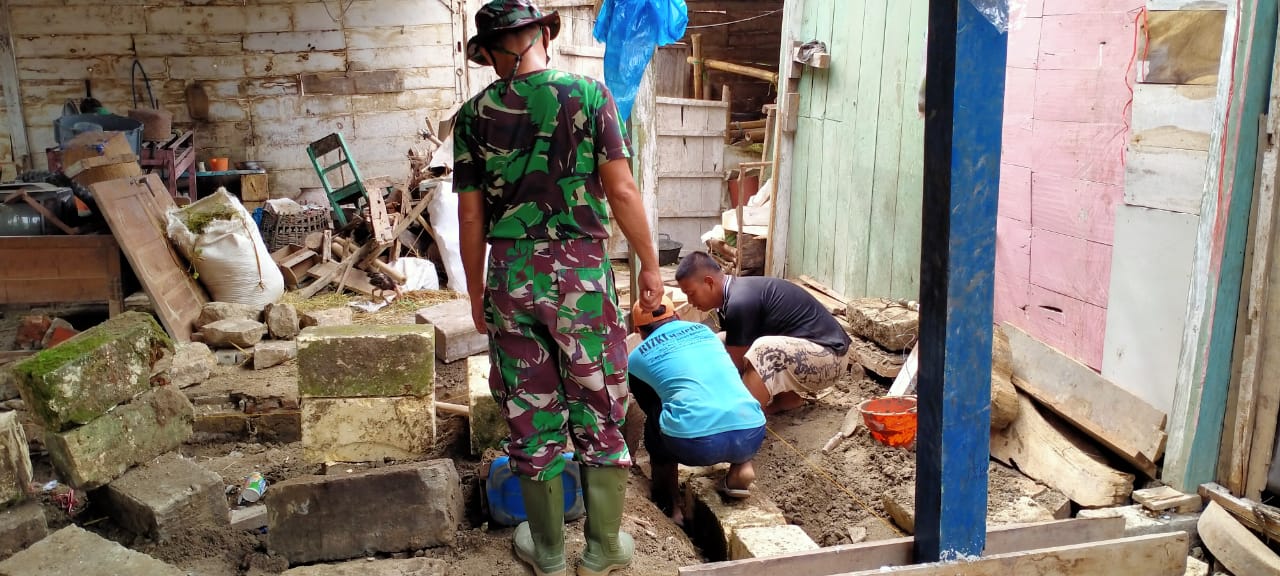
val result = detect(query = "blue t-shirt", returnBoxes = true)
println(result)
[627,320,765,439]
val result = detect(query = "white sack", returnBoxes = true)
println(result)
[167,188,285,308]
[427,134,485,293]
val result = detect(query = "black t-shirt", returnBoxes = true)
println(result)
[721,276,852,355]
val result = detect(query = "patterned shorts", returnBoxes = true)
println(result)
[744,336,845,398]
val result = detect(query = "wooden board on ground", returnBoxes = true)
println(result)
[849,337,906,379]
[90,174,207,341]
[1132,485,1202,514]
[991,394,1135,507]
[304,261,377,297]
[1003,323,1166,477]
[416,298,487,363]
[1198,482,1280,542]
[1198,501,1280,575]
[839,533,1187,576]
[791,279,845,316]
[678,517,1126,576]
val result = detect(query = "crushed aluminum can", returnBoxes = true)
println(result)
[240,472,267,503]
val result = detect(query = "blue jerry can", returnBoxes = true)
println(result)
[485,454,585,526]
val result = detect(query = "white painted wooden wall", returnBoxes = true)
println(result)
[655,96,727,257]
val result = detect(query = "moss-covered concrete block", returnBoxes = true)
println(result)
[45,386,194,489]
[297,325,434,398]
[466,355,506,456]
[302,396,434,464]
[0,412,32,507]
[12,312,172,432]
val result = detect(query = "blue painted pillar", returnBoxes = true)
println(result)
[913,0,1007,561]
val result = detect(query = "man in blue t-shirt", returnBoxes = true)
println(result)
[628,295,767,525]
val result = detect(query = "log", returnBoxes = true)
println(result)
[689,57,780,84]
[691,33,705,100]
[1198,501,1280,576]
[1198,482,1280,542]
[1003,323,1166,478]
[990,325,1019,431]
[991,394,1135,507]
[436,402,470,417]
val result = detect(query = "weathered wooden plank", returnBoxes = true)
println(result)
[678,517,1127,576]
[1198,482,1280,542]
[866,0,907,297]
[1027,228,1111,307]
[890,0,927,300]
[0,0,29,171]
[1198,501,1280,575]
[786,115,815,272]
[839,533,1187,576]
[1142,10,1228,85]
[1005,323,1167,475]
[843,0,888,296]
[1130,83,1216,151]
[1132,485,1202,513]
[1123,143,1210,214]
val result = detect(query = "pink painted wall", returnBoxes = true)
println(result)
[995,0,1143,368]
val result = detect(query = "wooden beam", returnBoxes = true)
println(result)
[840,533,1187,576]
[1199,501,1280,575]
[1133,485,1203,514]
[914,0,1004,560]
[688,57,780,84]
[691,33,705,100]
[1003,324,1166,478]
[1198,482,1280,542]
[0,0,30,171]
[766,9,807,279]
[677,517,1126,576]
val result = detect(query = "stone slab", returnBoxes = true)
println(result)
[254,341,297,370]
[12,311,171,432]
[46,386,194,489]
[196,302,263,328]
[685,475,787,561]
[267,460,462,564]
[302,396,434,464]
[297,325,434,398]
[0,501,47,560]
[231,505,267,531]
[728,524,819,560]
[282,558,446,575]
[160,342,217,388]
[201,319,268,348]
[265,303,302,340]
[0,525,185,575]
[103,454,229,541]
[300,307,353,328]
[845,298,919,352]
[415,299,486,363]
[466,355,506,456]
[0,412,32,507]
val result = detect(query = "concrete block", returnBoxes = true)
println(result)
[0,412,32,507]
[845,299,919,352]
[685,476,787,561]
[299,307,353,328]
[282,558,446,575]
[0,501,45,560]
[267,460,462,564]
[0,525,184,575]
[46,386,194,489]
[297,325,434,398]
[467,355,506,456]
[264,303,301,340]
[215,349,250,366]
[12,311,172,431]
[231,505,267,531]
[729,524,819,560]
[302,396,434,464]
[201,319,267,349]
[160,342,216,388]
[103,454,228,541]
[416,299,486,363]
[254,341,297,370]
[196,302,263,328]
[1078,504,1200,546]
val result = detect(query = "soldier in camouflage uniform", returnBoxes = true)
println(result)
[453,1,663,575]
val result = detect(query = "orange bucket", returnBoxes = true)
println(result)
[859,396,919,448]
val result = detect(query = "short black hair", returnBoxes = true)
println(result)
[675,251,721,281]
[638,315,678,338]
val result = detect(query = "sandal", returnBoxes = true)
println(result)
[718,477,751,500]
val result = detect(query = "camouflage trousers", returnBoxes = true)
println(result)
[485,238,632,481]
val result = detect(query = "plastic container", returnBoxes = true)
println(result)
[208,157,230,172]
[484,454,585,526]
[54,114,143,157]
[859,395,919,448]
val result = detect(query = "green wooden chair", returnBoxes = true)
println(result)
[306,132,367,227]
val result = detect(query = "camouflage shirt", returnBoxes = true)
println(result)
[453,69,632,240]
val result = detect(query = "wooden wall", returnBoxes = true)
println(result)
[682,0,783,118]
[784,0,927,300]
[994,0,1146,370]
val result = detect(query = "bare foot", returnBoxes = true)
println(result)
[670,505,685,528]
[765,391,806,415]
[726,461,756,492]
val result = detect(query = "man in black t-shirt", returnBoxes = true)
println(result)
[675,252,851,415]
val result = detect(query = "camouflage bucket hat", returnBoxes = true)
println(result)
[466,0,561,66]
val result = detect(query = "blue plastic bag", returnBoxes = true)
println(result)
[593,0,688,122]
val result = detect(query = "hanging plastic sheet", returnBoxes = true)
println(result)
[968,0,1011,33]
[593,0,689,122]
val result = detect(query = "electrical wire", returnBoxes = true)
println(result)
[687,8,783,29]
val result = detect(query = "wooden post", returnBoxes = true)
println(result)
[914,0,1006,561]
[629,62,660,315]
[691,33,705,101]
[723,85,733,144]
[0,0,30,172]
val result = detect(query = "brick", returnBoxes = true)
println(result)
[254,341,297,370]
[301,73,356,95]
[252,95,350,121]
[728,525,819,560]
[267,460,462,563]
[351,89,454,113]
[297,325,434,398]
[0,525,184,575]
[467,355,506,456]
[0,501,46,560]
[40,319,79,349]
[352,70,407,95]
[302,396,434,464]
[201,319,268,349]
[299,307,353,328]
[12,311,172,432]
[244,31,345,53]
[46,386,194,489]
[282,558,446,575]
[103,454,228,541]
[14,315,50,350]
[416,299,486,363]
[403,67,459,90]
[0,413,29,510]
[13,35,134,59]
[684,476,787,561]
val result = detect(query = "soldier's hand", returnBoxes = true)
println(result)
[638,268,663,311]
[469,291,486,333]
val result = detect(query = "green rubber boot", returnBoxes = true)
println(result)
[578,466,634,576]
[514,476,568,576]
